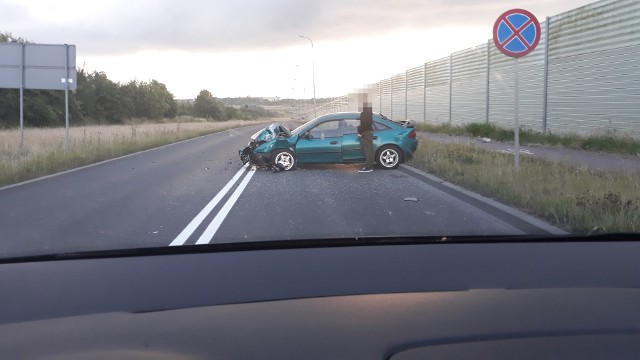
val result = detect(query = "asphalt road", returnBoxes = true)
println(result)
[0,124,562,258]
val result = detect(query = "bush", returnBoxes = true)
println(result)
[464,123,496,137]
[417,121,640,156]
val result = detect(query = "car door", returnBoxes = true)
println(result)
[295,120,342,163]
[341,119,390,161]
[341,119,365,162]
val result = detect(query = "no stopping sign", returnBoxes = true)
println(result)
[493,9,541,58]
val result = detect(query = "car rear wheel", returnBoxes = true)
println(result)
[272,149,296,171]
[376,145,402,169]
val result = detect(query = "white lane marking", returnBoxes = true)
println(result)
[169,164,249,246]
[195,167,257,245]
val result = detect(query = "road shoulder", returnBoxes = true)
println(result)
[400,164,568,235]
[420,132,640,174]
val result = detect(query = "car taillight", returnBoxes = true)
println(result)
[408,130,416,139]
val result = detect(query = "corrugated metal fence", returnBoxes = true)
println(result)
[329,0,640,137]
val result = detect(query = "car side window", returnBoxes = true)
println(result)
[342,119,360,135]
[309,120,341,139]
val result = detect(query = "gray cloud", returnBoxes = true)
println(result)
[2,0,595,55]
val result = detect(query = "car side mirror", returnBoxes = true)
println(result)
[302,132,313,140]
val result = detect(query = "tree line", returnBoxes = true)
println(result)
[0,32,278,128]
[181,90,279,121]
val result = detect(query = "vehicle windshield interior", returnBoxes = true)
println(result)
[1,0,639,357]
[3,0,638,257]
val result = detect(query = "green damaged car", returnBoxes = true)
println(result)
[239,112,418,171]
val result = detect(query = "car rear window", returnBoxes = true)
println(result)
[374,121,391,131]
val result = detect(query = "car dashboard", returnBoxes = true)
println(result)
[1,236,640,359]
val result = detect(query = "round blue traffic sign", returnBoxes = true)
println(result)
[493,9,541,58]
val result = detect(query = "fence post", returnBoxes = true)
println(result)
[542,16,550,134]
[378,83,382,114]
[486,40,491,124]
[390,77,394,119]
[423,62,427,123]
[405,70,408,120]
[449,54,453,125]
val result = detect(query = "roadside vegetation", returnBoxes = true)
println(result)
[0,120,270,187]
[0,33,280,129]
[0,71,280,128]
[416,122,640,156]
[409,137,640,233]
[0,32,286,187]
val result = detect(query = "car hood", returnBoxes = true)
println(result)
[250,123,291,142]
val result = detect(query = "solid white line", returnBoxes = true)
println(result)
[195,166,256,245]
[169,164,249,246]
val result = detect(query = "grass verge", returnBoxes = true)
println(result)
[409,137,640,233]
[0,120,270,187]
[416,122,640,156]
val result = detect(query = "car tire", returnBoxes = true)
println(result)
[376,145,402,169]
[272,149,296,171]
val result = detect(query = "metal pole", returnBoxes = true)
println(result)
[514,58,520,170]
[65,44,70,152]
[449,54,453,125]
[423,62,427,123]
[19,87,24,148]
[298,35,316,118]
[390,77,393,119]
[405,70,408,120]
[19,43,24,149]
[486,40,491,124]
[379,82,382,114]
[542,16,550,134]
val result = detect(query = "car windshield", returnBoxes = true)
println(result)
[290,120,313,136]
[1,0,639,259]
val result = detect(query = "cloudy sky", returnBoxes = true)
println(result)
[1,0,595,99]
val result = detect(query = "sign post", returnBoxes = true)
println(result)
[493,9,540,170]
[65,44,70,152]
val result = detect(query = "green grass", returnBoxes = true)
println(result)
[409,137,640,233]
[416,122,640,156]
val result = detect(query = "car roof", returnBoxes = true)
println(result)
[314,111,392,123]
[291,112,397,134]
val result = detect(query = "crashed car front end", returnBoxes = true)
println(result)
[239,123,293,169]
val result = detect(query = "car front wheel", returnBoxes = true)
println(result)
[376,145,402,169]
[272,149,296,171]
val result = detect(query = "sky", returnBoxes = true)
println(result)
[1,0,597,99]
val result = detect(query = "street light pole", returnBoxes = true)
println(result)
[298,35,316,118]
